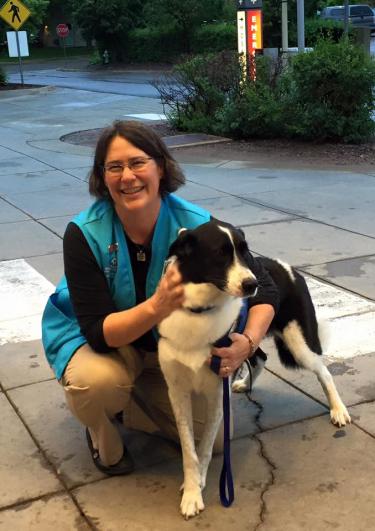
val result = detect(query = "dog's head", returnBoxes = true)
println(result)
[169,221,258,301]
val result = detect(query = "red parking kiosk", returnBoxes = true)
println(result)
[237,0,263,79]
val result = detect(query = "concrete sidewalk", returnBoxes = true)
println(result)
[0,84,375,530]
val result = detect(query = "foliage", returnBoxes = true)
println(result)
[88,49,102,65]
[191,22,236,54]
[126,21,236,62]
[154,40,375,143]
[0,0,49,45]
[127,25,183,63]
[215,56,285,138]
[143,0,226,53]
[222,0,237,22]
[21,0,50,35]
[262,0,319,48]
[304,17,351,46]
[0,66,7,85]
[71,0,143,61]
[152,51,243,132]
[0,45,91,62]
[281,40,375,142]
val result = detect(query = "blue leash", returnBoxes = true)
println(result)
[210,355,233,507]
[210,302,248,508]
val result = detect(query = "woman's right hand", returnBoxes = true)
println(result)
[149,264,185,321]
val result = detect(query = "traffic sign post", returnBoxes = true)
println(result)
[0,0,31,86]
[56,24,70,62]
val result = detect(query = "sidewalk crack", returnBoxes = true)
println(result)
[246,392,277,530]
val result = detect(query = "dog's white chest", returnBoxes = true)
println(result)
[158,297,242,375]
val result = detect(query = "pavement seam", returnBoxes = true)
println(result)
[237,197,375,241]
[245,391,276,531]
[0,491,66,514]
[264,366,375,414]
[0,195,64,240]
[186,178,375,241]
[0,382,96,529]
[299,267,375,303]
[0,140,88,178]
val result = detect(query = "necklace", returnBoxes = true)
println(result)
[136,245,146,262]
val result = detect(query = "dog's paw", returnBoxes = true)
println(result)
[330,404,351,427]
[231,379,248,393]
[180,489,205,519]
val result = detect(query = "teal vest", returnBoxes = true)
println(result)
[42,195,210,380]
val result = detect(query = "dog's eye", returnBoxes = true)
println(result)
[215,243,232,257]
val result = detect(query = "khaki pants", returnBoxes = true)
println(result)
[62,343,231,466]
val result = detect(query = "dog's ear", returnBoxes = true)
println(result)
[169,229,197,259]
[236,226,246,239]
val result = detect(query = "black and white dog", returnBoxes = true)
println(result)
[158,220,350,519]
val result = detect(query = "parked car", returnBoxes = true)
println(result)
[320,4,375,27]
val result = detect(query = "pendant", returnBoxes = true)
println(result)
[137,249,146,262]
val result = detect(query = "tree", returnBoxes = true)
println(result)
[143,0,226,53]
[262,0,319,48]
[71,0,143,61]
[0,0,50,45]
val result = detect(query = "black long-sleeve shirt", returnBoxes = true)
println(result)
[63,221,279,353]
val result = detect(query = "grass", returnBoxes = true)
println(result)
[0,46,93,63]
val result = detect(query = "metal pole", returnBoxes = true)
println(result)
[281,0,289,53]
[15,30,24,86]
[63,38,67,64]
[297,0,305,53]
[343,0,349,36]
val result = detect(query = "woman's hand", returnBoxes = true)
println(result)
[209,332,252,378]
[149,264,185,321]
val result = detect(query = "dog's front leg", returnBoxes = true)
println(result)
[197,377,223,490]
[168,386,205,519]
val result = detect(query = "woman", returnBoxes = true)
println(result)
[42,120,278,476]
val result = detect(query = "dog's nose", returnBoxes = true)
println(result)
[242,278,258,297]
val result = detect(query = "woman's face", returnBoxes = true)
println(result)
[103,135,163,216]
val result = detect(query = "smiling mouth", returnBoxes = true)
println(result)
[121,186,145,195]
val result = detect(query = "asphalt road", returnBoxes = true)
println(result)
[2,61,168,98]
[2,37,374,97]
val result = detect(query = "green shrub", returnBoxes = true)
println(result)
[153,51,242,132]
[88,50,102,66]
[281,39,375,142]
[191,22,236,54]
[0,66,7,86]
[304,18,351,46]
[215,56,284,138]
[127,25,183,63]
[154,40,375,143]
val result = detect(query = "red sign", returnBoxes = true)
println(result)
[246,9,262,55]
[56,24,69,38]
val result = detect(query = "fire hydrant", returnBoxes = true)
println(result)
[103,49,109,65]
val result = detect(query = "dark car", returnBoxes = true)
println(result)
[320,4,375,27]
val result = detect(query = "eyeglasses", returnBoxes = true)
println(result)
[103,157,153,176]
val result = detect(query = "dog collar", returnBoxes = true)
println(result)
[186,305,215,314]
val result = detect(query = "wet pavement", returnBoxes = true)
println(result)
[0,78,375,530]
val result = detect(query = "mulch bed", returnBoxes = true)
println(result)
[60,122,375,168]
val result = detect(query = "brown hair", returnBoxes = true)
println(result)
[88,120,185,199]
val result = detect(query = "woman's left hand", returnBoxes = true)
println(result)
[208,332,252,378]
